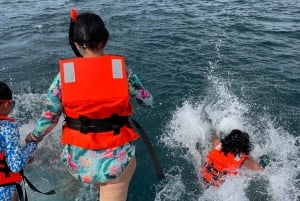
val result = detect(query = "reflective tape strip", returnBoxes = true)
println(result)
[63,62,76,83]
[112,59,123,79]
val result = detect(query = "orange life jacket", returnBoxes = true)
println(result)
[0,116,22,186]
[201,143,247,187]
[0,154,22,186]
[59,55,139,149]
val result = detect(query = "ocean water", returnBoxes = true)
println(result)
[0,0,299,201]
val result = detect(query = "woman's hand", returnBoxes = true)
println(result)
[25,132,43,143]
[136,89,153,106]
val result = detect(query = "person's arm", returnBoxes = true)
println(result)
[127,69,153,107]
[26,74,63,142]
[242,156,264,171]
[211,132,220,147]
[5,122,37,172]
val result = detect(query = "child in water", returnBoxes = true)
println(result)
[201,129,263,187]
[0,81,37,201]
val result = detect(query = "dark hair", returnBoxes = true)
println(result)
[72,12,109,50]
[221,129,253,156]
[0,81,12,101]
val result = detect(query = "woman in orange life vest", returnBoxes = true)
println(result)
[0,81,37,201]
[201,129,263,187]
[25,9,153,201]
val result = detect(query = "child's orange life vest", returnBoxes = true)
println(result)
[0,116,23,186]
[59,55,139,149]
[202,143,248,187]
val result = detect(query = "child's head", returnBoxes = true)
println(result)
[221,129,253,156]
[0,81,14,115]
[72,12,109,51]
[0,81,12,100]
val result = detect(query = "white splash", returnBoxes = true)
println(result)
[158,71,299,201]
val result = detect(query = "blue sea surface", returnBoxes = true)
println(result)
[0,1,299,201]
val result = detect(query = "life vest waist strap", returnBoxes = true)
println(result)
[204,163,227,180]
[65,114,130,134]
[0,159,11,178]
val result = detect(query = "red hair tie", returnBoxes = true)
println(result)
[70,8,78,22]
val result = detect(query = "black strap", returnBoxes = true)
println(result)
[130,118,165,180]
[16,183,25,201]
[69,17,82,57]
[21,171,56,195]
[14,170,56,201]
[0,158,10,178]
[65,115,130,135]
[205,163,227,180]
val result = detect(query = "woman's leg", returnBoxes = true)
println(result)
[95,156,136,201]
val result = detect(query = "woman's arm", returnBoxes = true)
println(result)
[28,74,63,141]
[127,69,153,107]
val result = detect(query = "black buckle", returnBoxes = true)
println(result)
[112,124,120,135]
[111,114,121,135]
[79,115,90,133]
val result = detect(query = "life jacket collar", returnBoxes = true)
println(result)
[0,115,15,122]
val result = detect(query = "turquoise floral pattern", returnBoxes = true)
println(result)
[61,143,135,183]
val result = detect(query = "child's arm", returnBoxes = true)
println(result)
[211,132,220,147]
[5,122,37,172]
[242,156,264,171]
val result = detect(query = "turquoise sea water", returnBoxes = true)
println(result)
[0,1,299,201]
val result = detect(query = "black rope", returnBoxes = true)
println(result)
[16,183,25,201]
[15,170,56,201]
[21,171,56,195]
[130,118,165,180]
